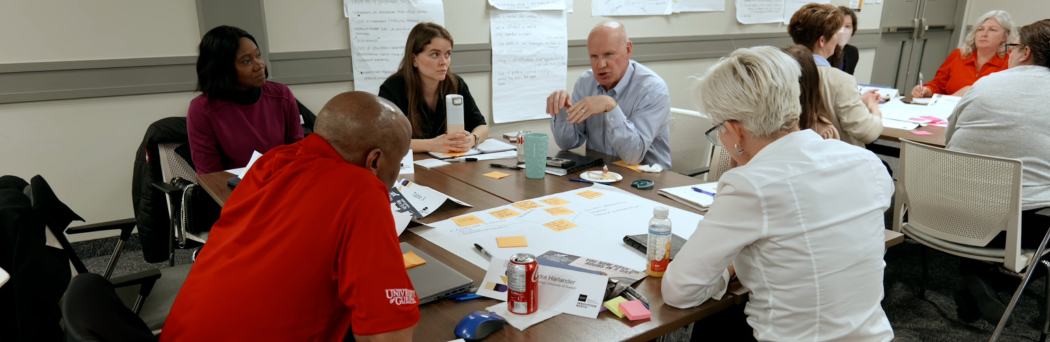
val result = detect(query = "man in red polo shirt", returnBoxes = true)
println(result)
[160,92,417,341]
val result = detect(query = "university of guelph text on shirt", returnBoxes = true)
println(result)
[386,289,419,305]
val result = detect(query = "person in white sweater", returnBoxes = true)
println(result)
[662,46,894,342]
[946,19,1050,326]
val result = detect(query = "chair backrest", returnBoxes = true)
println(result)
[896,139,1024,268]
[669,108,712,174]
[63,273,155,342]
[157,143,196,184]
[707,145,732,182]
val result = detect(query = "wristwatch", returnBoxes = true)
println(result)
[472,133,480,147]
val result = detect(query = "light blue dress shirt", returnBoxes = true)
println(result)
[550,60,672,168]
[813,54,832,67]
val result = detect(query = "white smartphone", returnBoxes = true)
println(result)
[446,94,464,135]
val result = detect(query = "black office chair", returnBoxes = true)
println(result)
[63,273,157,342]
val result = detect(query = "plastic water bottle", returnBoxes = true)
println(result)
[646,206,672,277]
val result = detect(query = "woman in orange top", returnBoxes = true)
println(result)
[912,10,1017,98]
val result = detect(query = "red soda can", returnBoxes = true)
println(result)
[507,253,538,315]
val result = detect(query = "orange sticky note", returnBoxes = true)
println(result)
[484,171,511,179]
[403,250,427,269]
[540,197,570,206]
[500,275,508,283]
[613,161,644,172]
[544,206,574,216]
[496,236,528,248]
[576,190,604,199]
[490,208,521,219]
[511,201,543,211]
[444,152,467,158]
[451,215,484,227]
[544,219,578,232]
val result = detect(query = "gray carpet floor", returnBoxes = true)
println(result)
[69,141,1049,341]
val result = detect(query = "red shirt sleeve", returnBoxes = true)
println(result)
[187,98,225,175]
[336,184,420,336]
[925,49,959,95]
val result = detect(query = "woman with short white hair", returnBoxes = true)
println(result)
[662,46,894,342]
[912,10,1017,98]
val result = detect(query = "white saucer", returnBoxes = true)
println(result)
[580,171,623,183]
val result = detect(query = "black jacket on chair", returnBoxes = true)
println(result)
[841,44,859,76]
[132,117,192,263]
[0,175,84,342]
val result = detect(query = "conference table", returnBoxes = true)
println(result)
[197,144,750,342]
[878,124,946,148]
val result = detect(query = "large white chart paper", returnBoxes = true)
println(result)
[593,0,673,16]
[736,0,784,24]
[672,0,725,13]
[489,0,565,10]
[345,0,444,94]
[782,0,830,24]
[410,184,704,271]
[490,10,567,123]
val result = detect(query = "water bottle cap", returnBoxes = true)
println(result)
[653,206,669,218]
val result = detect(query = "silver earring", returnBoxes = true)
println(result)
[733,144,744,155]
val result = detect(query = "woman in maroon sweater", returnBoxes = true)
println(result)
[187,26,303,174]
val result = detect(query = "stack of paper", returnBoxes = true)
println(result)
[881,118,920,130]
[658,182,718,211]
[428,139,517,159]
[858,85,900,100]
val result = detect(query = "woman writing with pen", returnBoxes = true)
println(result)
[911,10,1017,98]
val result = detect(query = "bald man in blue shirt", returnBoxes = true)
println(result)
[545,22,672,169]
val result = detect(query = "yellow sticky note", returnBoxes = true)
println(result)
[613,161,644,172]
[403,250,427,269]
[511,201,543,211]
[605,296,629,318]
[544,219,578,232]
[496,236,528,248]
[444,152,467,158]
[483,171,511,179]
[490,208,521,219]
[451,215,484,227]
[544,206,574,216]
[540,197,571,206]
[576,190,604,199]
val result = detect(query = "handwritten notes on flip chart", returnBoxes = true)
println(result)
[490,10,567,123]
[736,0,829,25]
[488,0,565,10]
[345,0,445,94]
[512,201,544,211]
[672,0,725,13]
[544,219,578,232]
[592,0,673,16]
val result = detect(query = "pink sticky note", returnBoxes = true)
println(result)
[619,300,651,321]
[920,116,941,121]
[911,130,934,136]
[910,117,929,122]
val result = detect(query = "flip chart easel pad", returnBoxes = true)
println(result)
[409,184,703,271]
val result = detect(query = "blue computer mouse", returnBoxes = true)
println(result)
[454,310,506,341]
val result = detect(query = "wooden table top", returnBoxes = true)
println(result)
[878,124,946,147]
[197,154,748,342]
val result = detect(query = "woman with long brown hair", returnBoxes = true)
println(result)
[781,45,839,140]
[379,22,488,153]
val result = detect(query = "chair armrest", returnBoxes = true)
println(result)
[110,269,162,314]
[65,217,137,240]
[679,167,710,178]
[151,181,181,194]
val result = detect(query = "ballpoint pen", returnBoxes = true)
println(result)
[622,286,650,307]
[474,243,493,259]
[448,157,478,162]
[490,163,523,170]
[569,178,593,184]
[691,187,716,197]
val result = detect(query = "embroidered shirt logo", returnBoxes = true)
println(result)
[385,289,418,305]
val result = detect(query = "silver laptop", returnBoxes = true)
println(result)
[400,243,474,305]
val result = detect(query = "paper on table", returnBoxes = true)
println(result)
[414,159,451,169]
[410,185,702,270]
[486,303,560,331]
[882,118,920,131]
[345,0,444,94]
[428,139,517,159]
[879,98,957,123]
[392,179,472,219]
[658,182,718,210]
[478,257,608,318]
[592,0,672,16]
[859,86,900,100]
[782,0,830,24]
[226,151,265,178]
[399,149,414,175]
[488,0,565,10]
[672,0,725,13]
[490,10,567,123]
[391,204,414,236]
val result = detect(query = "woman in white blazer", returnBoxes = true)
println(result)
[662,46,895,342]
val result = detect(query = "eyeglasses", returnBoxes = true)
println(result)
[1006,43,1023,51]
[705,122,726,146]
